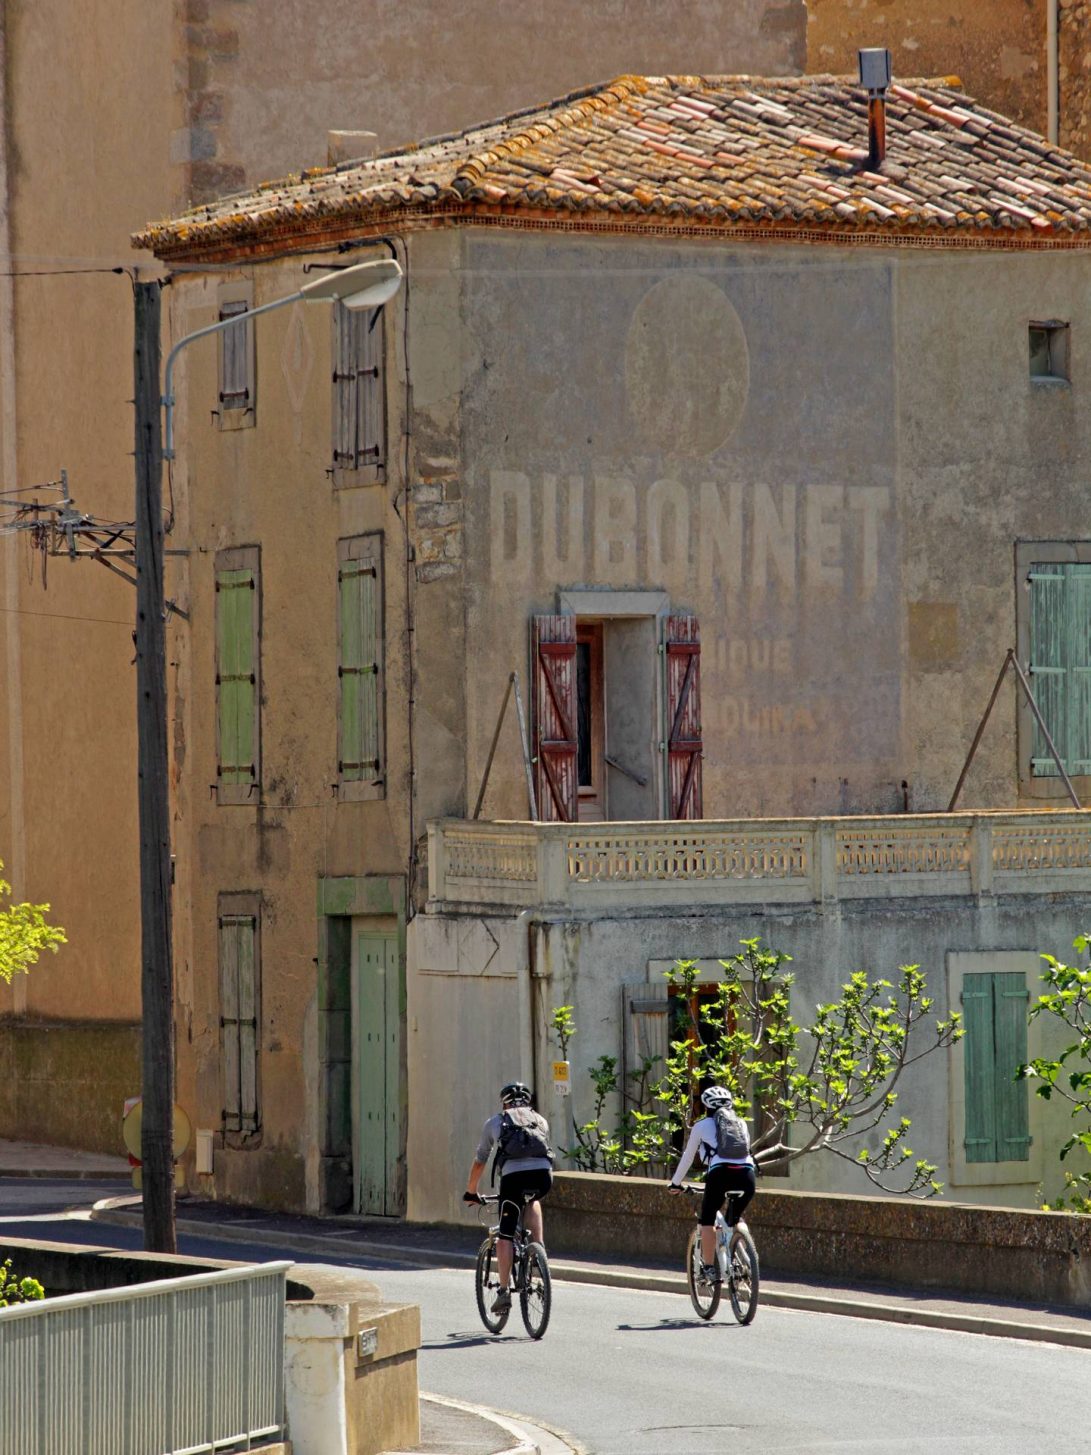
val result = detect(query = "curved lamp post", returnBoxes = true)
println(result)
[162,255,403,458]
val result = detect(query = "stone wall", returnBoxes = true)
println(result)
[547,1172,1091,1308]
[0,1019,140,1154]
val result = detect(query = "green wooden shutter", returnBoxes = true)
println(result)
[962,971,1030,1164]
[338,542,383,788]
[962,973,998,1162]
[220,915,259,1135]
[216,565,257,796]
[1067,566,1091,774]
[1029,566,1067,776]
[993,973,1030,1161]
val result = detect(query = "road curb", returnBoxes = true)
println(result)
[89,1203,1091,1352]
[409,1392,585,1455]
[0,1168,129,1181]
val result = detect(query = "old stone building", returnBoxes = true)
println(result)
[139,70,1091,1217]
[0,1,804,1151]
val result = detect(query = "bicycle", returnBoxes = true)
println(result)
[682,1185,759,1324]
[470,1192,552,1339]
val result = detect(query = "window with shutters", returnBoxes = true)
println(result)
[948,951,1041,1187]
[218,894,261,1143]
[337,535,384,800]
[1017,543,1091,793]
[216,282,255,432]
[961,971,1030,1163]
[331,303,386,481]
[215,546,261,805]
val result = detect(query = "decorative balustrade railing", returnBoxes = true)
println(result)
[0,1261,291,1455]
[427,811,1091,909]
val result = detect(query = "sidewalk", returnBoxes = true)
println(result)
[0,1138,129,1179]
[89,1189,1091,1352]
[398,1394,582,1455]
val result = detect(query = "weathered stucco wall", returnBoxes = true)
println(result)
[167,249,413,1211]
[453,232,1091,821]
[409,890,1091,1224]
[180,0,805,200]
[807,0,1046,137]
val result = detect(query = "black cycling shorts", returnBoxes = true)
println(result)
[497,1168,552,1241]
[699,1163,756,1228]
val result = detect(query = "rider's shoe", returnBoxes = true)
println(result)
[701,1262,722,1285]
[491,1288,512,1314]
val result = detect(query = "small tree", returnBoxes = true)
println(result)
[1017,933,1091,1209]
[0,1259,43,1306]
[553,938,962,1196]
[0,859,65,984]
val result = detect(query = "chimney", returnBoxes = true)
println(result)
[858,48,892,169]
[327,130,379,167]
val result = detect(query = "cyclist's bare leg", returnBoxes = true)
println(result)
[525,1198,544,1246]
[700,1225,717,1266]
[497,1238,514,1289]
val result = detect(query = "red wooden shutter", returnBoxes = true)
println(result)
[532,614,577,822]
[664,614,703,819]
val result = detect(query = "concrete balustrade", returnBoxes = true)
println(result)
[427,809,1091,912]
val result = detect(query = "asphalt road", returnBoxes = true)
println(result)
[1,1180,1088,1455]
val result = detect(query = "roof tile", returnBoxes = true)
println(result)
[135,73,1091,257]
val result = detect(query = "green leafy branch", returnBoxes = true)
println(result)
[0,859,65,984]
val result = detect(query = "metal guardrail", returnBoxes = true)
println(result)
[0,1260,292,1455]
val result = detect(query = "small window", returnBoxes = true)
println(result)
[337,534,385,800]
[217,284,255,429]
[215,546,261,804]
[332,303,386,479]
[219,895,261,1141]
[1029,320,1069,381]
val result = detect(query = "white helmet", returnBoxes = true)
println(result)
[700,1085,734,1111]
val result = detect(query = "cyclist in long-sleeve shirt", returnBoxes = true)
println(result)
[668,1086,756,1281]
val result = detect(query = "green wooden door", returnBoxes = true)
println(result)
[352,932,401,1215]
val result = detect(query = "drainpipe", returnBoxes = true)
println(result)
[1048,0,1060,145]
[515,909,537,1094]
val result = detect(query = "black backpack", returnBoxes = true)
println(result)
[494,1107,553,1176]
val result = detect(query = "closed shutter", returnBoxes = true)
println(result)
[1029,563,1091,776]
[333,305,385,472]
[338,536,384,790]
[216,553,259,802]
[1030,566,1068,775]
[220,914,259,1135]
[1067,567,1091,774]
[664,614,703,819]
[993,972,1031,1161]
[962,971,1030,1163]
[219,299,251,410]
[532,614,577,822]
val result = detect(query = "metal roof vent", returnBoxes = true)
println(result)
[858,48,892,170]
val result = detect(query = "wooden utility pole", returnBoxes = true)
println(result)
[134,280,176,1253]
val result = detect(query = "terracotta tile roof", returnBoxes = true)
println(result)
[136,74,1091,258]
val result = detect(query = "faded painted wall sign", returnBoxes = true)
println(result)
[463,239,900,805]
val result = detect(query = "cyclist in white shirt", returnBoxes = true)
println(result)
[667,1085,756,1281]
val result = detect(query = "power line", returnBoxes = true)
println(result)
[0,603,131,627]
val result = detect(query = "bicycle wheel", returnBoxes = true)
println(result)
[519,1242,552,1339]
[686,1226,721,1320]
[728,1229,759,1325]
[475,1236,510,1334]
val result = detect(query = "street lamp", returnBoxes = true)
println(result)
[135,254,403,1251]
